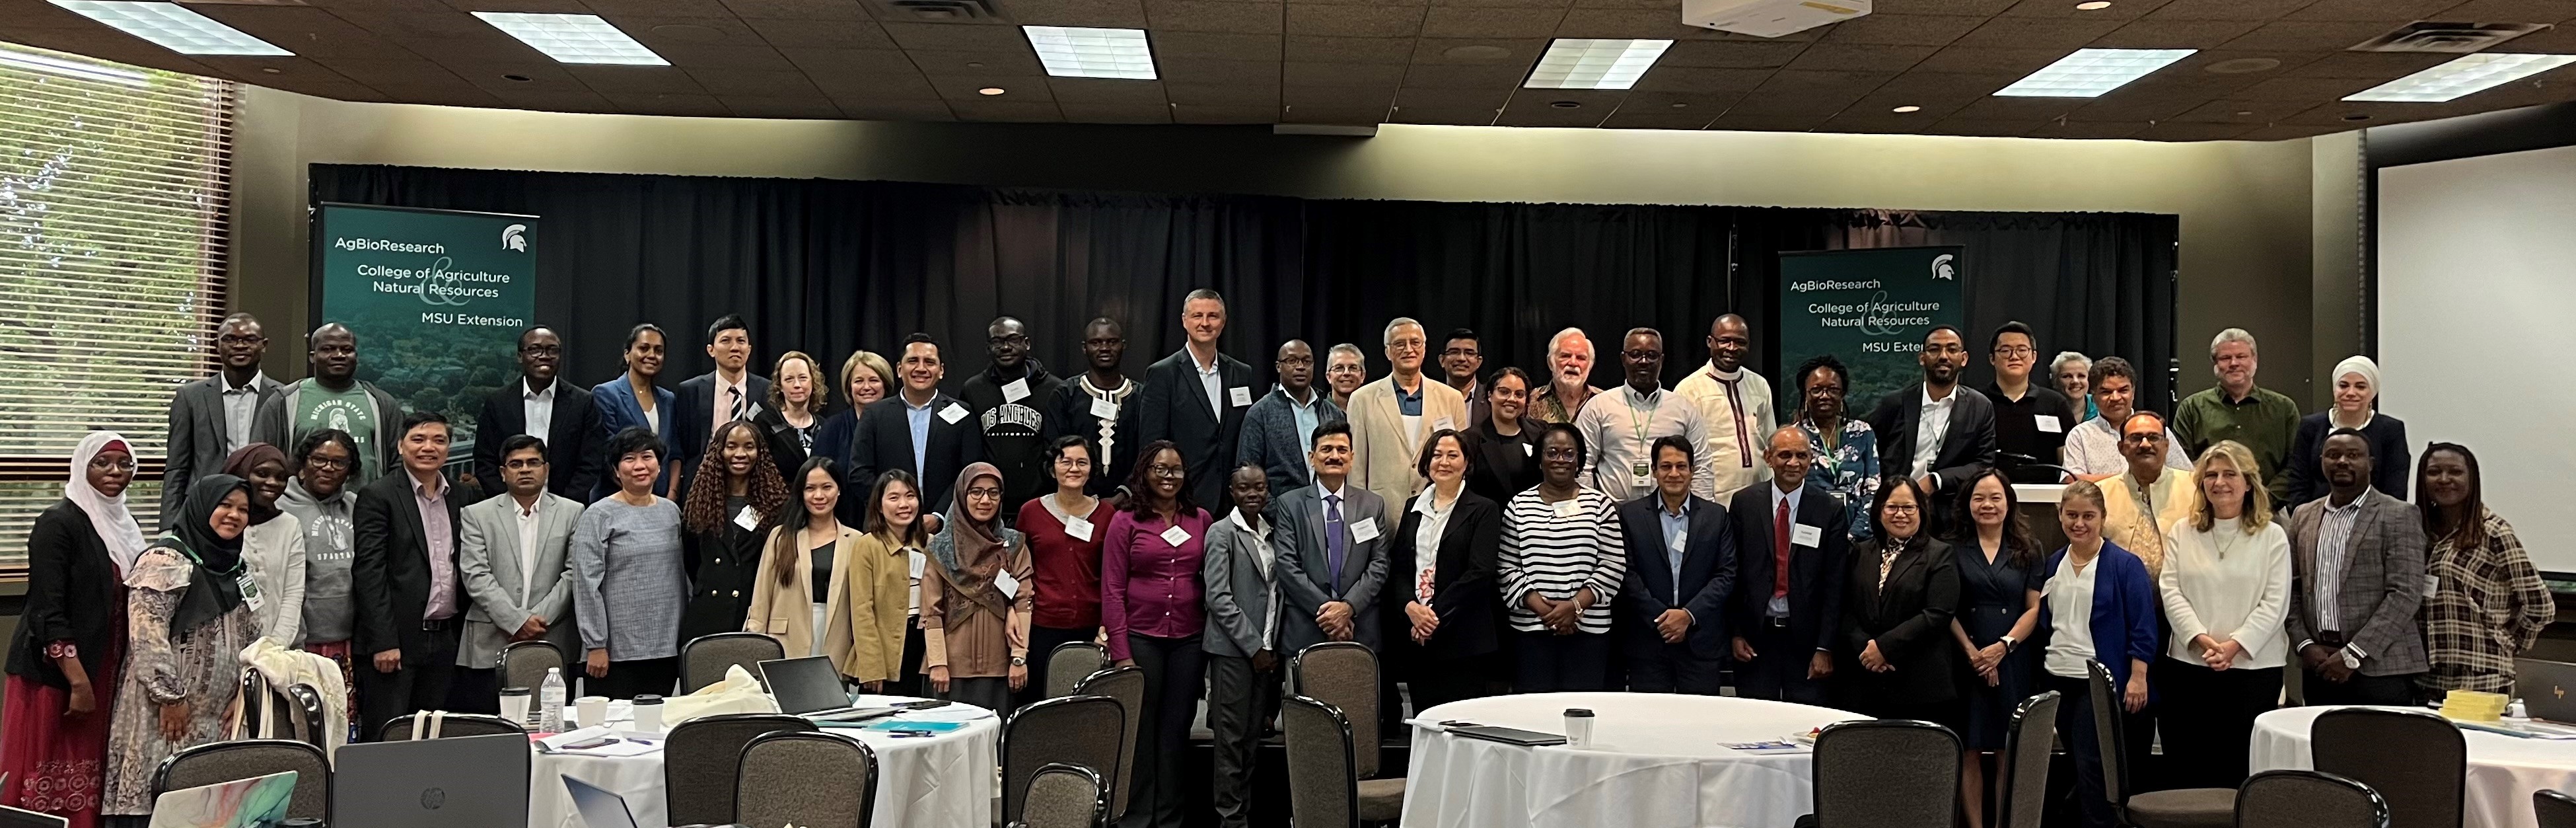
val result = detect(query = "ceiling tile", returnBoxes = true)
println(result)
[1010,0,1155,26]
[1388,104,1507,124]
[1499,89,1620,125]
[1283,84,1394,105]
[2167,97,2313,121]
[1843,70,2018,114]
[1606,89,1736,122]
[2233,123,2346,139]
[1658,39,1810,67]
[1155,31,1285,57]
[1166,81,1281,103]
[568,65,711,94]
[484,89,620,112]
[1421,7,1565,37]
[1552,9,1715,38]
[2284,50,2454,79]
[1817,113,1941,133]
[1787,43,1941,72]
[1048,75,1171,102]
[1999,0,2176,19]
[2145,0,2314,20]
[947,98,1068,120]
[1705,112,1830,132]
[1160,57,1285,83]
[2500,24,2576,52]
[1172,103,1280,122]
[1631,65,1775,92]
[2089,18,2264,48]
[2219,20,2393,50]
[1410,36,1548,64]
[744,18,900,49]
[2434,0,2576,22]
[602,92,734,116]
[322,59,474,91]
[1285,5,1426,36]
[1948,93,2085,120]
[2061,88,2209,119]
[1284,59,1409,85]
[686,67,828,95]
[2230,75,2382,98]
[812,71,944,99]
[1147,0,1287,33]
[1819,14,1989,46]
[906,48,1048,75]
[1404,62,1530,86]
[1923,116,2044,135]
[1725,69,1895,114]
[585,0,739,15]
[2281,0,2457,20]
[0,1,106,28]
[1280,103,1390,123]
[880,22,1034,51]
[721,94,847,118]
[1873,0,2019,14]
[1952,16,2127,48]
[929,73,1054,98]
[192,6,417,61]
[836,98,956,120]
[1912,45,2069,74]
[1287,34,1416,62]
[1575,0,1677,9]
[1431,0,1571,9]
[780,47,924,77]
[2027,119,2146,138]
[1394,84,1511,106]
[440,0,593,13]
[721,0,875,20]
[1057,101,1176,121]
[2133,120,2262,139]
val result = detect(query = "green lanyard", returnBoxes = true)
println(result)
[1627,388,1659,455]
[165,536,244,579]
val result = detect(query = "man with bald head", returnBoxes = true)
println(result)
[1727,426,1851,704]
[256,322,407,486]
[1677,313,1776,502]
[1238,339,1345,497]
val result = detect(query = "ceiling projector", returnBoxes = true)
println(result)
[1682,0,1871,38]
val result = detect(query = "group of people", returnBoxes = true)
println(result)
[1,289,2555,828]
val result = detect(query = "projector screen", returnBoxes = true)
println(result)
[2379,143,2576,574]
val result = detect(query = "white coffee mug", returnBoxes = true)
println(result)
[631,695,664,733]
[575,695,610,728]
[1563,708,1596,749]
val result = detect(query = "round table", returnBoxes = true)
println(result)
[1404,693,1868,828]
[525,697,1001,828]
[2249,705,2576,828]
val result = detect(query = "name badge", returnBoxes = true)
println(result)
[995,569,1020,599]
[1349,518,1382,543]
[908,549,927,580]
[236,572,265,614]
[1002,378,1031,404]
[734,504,761,531]
[1521,443,1534,457]
[2423,574,2441,599]
[1434,416,1455,432]
[1551,499,1579,519]
[1064,516,1095,542]
[1159,525,1192,546]
[2034,414,2063,433]
[939,403,968,424]
[1791,523,1823,548]
[1669,531,1688,553]
[1090,397,1121,420]
[1229,387,1253,408]
[1631,462,1652,490]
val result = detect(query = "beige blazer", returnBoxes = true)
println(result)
[742,523,865,677]
[1346,374,1469,509]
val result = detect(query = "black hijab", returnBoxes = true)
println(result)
[161,474,250,638]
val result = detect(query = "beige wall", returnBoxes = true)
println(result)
[2307,130,2366,411]
[232,85,2320,398]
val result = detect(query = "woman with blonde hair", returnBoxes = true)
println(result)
[756,351,830,484]
[816,351,896,522]
[2154,439,2291,790]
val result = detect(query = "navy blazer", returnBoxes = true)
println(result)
[2038,540,2161,693]
[2282,411,2411,509]
[589,376,677,499]
[1137,349,1255,511]
[672,371,772,491]
[1618,494,1737,660]
[847,393,986,512]
[1727,480,1853,654]
[473,377,604,503]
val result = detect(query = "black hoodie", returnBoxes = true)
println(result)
[960,358,1063,517]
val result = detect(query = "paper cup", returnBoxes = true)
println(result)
[575,696,610,728]
[631,695,665,733]
[1563,708,1596,749]
[499,687,532,727]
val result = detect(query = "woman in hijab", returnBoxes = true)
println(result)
[100,476,262,825]
[2285,356,2411,506]
[2,432,146,828]
[221,444,305,645]
[917,463,1033,715]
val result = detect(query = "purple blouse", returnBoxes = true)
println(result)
[1100,508,1212,661]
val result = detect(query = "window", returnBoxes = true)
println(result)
[0,43,234,570]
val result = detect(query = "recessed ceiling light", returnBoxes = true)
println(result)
[1549,100,1582,108]
[2075,1,2112,9]
[1892,104,1921,112]
[1670,102,1689,108]
[1994,48,2196,97]
[0,46,147,85]
[1022,26,1156,80]
[978,87,1006,96]
[2342,52,2576,102]
[48,1,292,56]
[2205,57,2282,75]
[473,13,668,66]
[1524,38,1673,90]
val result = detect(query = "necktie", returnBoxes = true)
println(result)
[728,386,745,422]
[1324,494,1347,588]
[1772,498,1792,600]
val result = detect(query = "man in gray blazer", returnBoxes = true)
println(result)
[1201,465,1280,828]
[164,311,281,527]
[2288,429,2428,706]
[1236,340,1344,498]
[1270,422,1390,656]
[456,435,585,701]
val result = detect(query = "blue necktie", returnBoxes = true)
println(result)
[1324,494,1347,588]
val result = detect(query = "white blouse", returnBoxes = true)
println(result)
[2158,517,2293,669]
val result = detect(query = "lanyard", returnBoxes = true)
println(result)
[1627,388,1659,451]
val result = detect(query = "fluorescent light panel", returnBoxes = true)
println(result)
[1524,38,1672,90]
[2344,52,2576,102]
[1022,26,1155,79]
[47,1,291,56]
[0,47,147,85]
[474,13,668,66]
[1993,48,2194,97]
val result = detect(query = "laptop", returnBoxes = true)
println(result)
[561,775,639,828]
[2519,659,2576,722]
[759,656,898,722]
[146,770,295,828]
[332,734,529,828]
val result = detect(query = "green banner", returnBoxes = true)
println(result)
[1777,246,1965,410]
[314,203,538,455]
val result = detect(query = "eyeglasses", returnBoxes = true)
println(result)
[519,343,561,356]
[2121,432,2165,443]
[217,334,265,346]
[1993,346,2036,358]
[301,455,351,471]
[964,486,1003,499]
[1882,503,1921,514]
[1147,464,1187,478]
[987,334,1029,347]
[88,456,136,472]
[1277,356,1314,367]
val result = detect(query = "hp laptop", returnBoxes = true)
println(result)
[332,734,529,828]
[562,774,639,828]
[2519,659,2576,723]
[759,656,898,722]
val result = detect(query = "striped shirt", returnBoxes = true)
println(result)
[1499,488,1624,634]
[2312,494,2365,637]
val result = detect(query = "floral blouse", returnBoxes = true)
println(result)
[1798,416,1880,541]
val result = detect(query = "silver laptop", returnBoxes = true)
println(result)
[2519,659,2576,722]
[561,774,639,828]
[146,770,295,828]
[759,656,897,722]
[332,733,529,828]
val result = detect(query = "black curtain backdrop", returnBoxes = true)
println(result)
[308,165,2178,416]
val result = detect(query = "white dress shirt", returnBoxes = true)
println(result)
[1412,487,1459,604]
[2044,553,2100,679]
[1229,508,1277,647]
[1193,348,1225,416]
[522,378,557,441]
[714,371,750,426]
[515,495,545,596]
[1911,385,1958,482]
[2062,416,2194,476]
[220,371,267,454]
[1766,482,1805,618]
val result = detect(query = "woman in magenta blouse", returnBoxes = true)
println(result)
[1100,440,1211,828]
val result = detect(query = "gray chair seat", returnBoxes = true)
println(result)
[2126,788,2236,828]
[1358,778,1406,822]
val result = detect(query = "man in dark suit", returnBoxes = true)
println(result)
[1441,328,1489,429]
[1237,339,1343,498]
[672,314,771,493]
[2287,430,2429,706]
[1270,422,1390,654]
[1864,324,1998,529]
[164,311,281,527]
[1620,435,1736,695]
[1138,288,1256,510]
[352,411,471,736]
[1728,426,1852,705]
[473,326,602,502]
[850,334,985,511]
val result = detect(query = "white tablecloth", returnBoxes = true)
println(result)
[526,698,1001,828]
[1404,693,1868,828]
[2249,705,2576,828]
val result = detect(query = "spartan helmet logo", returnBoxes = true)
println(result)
[1931,253,1957,281]
[501,223,528,252]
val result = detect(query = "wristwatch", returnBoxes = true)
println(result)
[1010,655,1028,667]
[1999,635,2020,652]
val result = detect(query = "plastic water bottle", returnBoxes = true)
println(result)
[538,667,568,732]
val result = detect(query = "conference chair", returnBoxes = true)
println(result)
[2089,660,2236,828]
[234,669,328,749]
[499,639,565,692]
[2235,771,2390,828]
[1046,640,1108,698]
[736,730,878,828]
[153,739,331,822]
[1282,695,1403,827]
[376,712,528,741]
[1012,763,1109,828]
[2534,789,2576,828]
[2310,707,2466,828]
[1995,691,2061,828]
[1293,642,1386,779]
[1799,719,1960,828]
[1073,665,1145,822]
[1003,695,1126,826]
[664,712,815,826]
[682,631,786,693]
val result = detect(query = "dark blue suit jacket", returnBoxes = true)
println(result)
[589,375,677,499]
[1618,494,1736,660]
[2039,540,2161,693]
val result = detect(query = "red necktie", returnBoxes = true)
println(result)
[1773,498,1792,600]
